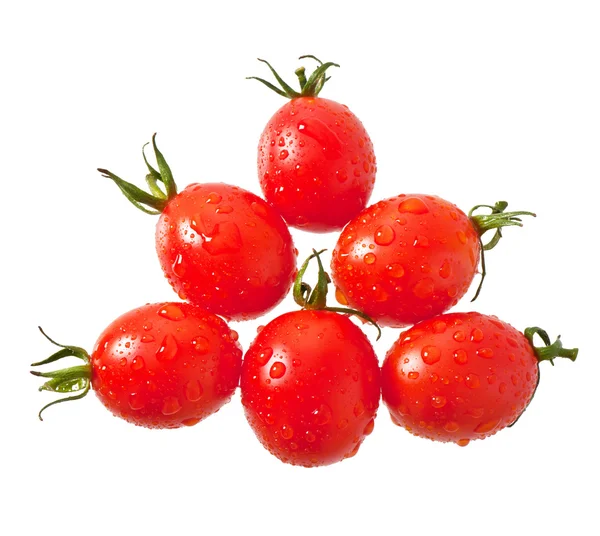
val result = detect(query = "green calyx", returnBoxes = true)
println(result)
[98,133,177,215]
[469,201,536,301]
[508,326,577,429]
[30,328,91,421]
[294,249,381,340]
[247,55,340,99]
[524,327,579,365]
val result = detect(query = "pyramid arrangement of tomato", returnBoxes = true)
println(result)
[32,57,578,467]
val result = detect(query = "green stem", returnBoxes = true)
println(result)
[98,133,177,215]
[247,56,340,99]
[469,201,536,301]
[293,249,381,340]
[31,327,92,421]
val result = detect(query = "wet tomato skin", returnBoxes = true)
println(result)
[381,312,540,445]
[155,182,297,321]
[331,193,480,328]
[258,97,376,233]
[240,310,380,467]
[91,302,242,429]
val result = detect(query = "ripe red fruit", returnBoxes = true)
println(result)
[381,312,577,445]
[99,136,296,320]
[240,250,381,467]
[331,194,535,327]
[31,302,242,428]
[250,56,376,233]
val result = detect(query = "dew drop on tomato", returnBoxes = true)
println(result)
[313,403,333,426]
[161,396,182,416]
[158,304,186,321]
[398,197,429,214]
[185,380,204,402]
[156,334,178,361]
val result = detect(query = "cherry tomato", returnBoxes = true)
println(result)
[381,312,577,446]
[251,57,376,232]
[99,136,297,321]
[331,194,534,327]
[32,302,243,428]
[241,310,380,467]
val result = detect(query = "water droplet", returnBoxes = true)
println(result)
[131,356,145,371]
[467,407,484,418]
[364,252,376,265]
[470,328,484,342]
[413,234,429,247]
[305,431,316,443]
[337,418,349,429]
[354,400,365,417]
[251,201,268,218]
[281,424,294,439]
[335,287,348,305]
[477,347,494,359]
[433,320,447,334]
[336,169,348,182]
[421,345,441,365]
[439,261,451,279]
[374,224,395,246]
[182,418,200,427]
[386,263,405,278]
[206,192,222,204]
[143,322,153,332]
[193,336,210,354]
[499,382,507,394]
[444,421,459,432]
[158,304,186,321]
[292,358,301,367]
[172,254,186,277]
[456,230,467,244]
[453,330,466,342]
[363,418,375,435]
[413,278,434,299]
[362,160,370,173]
[474,419,501,434]
[398,197,429,214]
[313,403,332,426]
[162,396,182,415]
[457,438,470,447]
[119,357,127,366]
[431,395,447,408]
[128,392,145,410]
[453,349,468,364]
[185,380,204,402]
[230,330,239,341]
[279,149,289,160]
[202,222,243,255]
[408,371,420,380]
[506,337,519,348]
[216,205,233,214]
[465,374,481,389]
[156,334,178,362]
[256,347,273,366]
[141,334,155,343]
[373,285,389,302]
[511,374,519,386]
[269,361,286,379]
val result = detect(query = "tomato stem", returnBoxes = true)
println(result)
[293,249,381,340]
[98,133,178,215]
[524,327,579,365]
[30,327,91,421]
[247,56,339,99]
[468,201,536,301]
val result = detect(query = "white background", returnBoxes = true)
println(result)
[2,1,598,534]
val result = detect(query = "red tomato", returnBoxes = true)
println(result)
[155,182,296,320]
[32,302,243,428]
[381,312,577,445]
[99,137,297,320]
[251,58,376,232]
[331,194,533,327]
[240,310,380,467]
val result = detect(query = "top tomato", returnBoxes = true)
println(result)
[251,57,376,233]
[99,136,297,321]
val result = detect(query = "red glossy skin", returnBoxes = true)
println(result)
[155,183,297,321]
[240,310,380,467]
[91,302,242,429]
[381,312,540,446]
[331,194,481,327]
[258,97,376,233]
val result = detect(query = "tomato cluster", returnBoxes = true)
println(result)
[32,56,577,466]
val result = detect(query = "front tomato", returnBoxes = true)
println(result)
[241,310,380,467]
